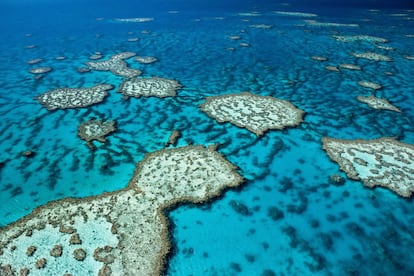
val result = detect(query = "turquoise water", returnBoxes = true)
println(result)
[1,0,414,275]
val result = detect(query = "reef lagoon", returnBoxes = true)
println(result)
[1,0,414,275]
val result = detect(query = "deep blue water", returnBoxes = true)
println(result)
[0,0,414,275]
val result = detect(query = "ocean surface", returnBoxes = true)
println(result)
[1,0,414,275]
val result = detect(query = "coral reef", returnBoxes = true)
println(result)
[358,81,382,90]
[37,84,113,110]
[29,67,52,74]
[322,137,414,197]
[273,11,318,17]
[357,95,401,112]
[304,20,359,27]
[0,145,243,275]
[165,130,181,147]
[249,24,273,29]
[311,56,328,61]
[118,77,181,99]
[114,18,154,23]
[351,52,392,62]
[339,64,361,70]
[78,119,117,150]
[27,59,43,65]
[200,92,304,136]
[332,35,388,43]
[86,52,141,78]
[135,56,158,64]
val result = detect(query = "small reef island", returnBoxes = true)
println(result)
[0,145,243,275]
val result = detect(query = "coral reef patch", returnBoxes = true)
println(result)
[86,52,141,78]
[200,92,304,136]
[322,137,414,197]
[118,77,182,99]
[78,119,117,150]
[36,84,113,110]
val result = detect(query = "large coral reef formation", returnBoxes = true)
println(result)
[0,145,243,276]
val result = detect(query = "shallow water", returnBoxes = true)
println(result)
[1,0,414,275]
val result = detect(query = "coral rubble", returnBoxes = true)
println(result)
[0,145,243,275]
[200,92,304,136]
[37,84,113,110]
[322,137,414,197]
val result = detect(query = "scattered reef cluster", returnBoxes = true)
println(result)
[1,6,414,276]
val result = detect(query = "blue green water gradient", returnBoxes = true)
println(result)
[0,0,413,275]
